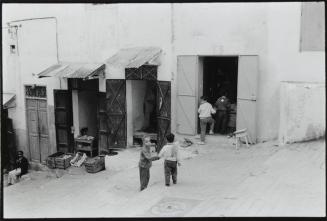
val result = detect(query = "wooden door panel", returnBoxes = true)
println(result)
[55,111,67,125]
[236,55,259,143]
[29,135,39,162]
[54,90,73,153]
[26,86,50,163]
[26,99,38,108]
[26,99,40,162]
[28,110,38,134]
[98,92,109,153]
[106,80,127,149]
[38,110,49,135]
[176,56,198,135]
[107,115,126,148]
[157,81,171,151]
[38,100,49,161]
[39,136,50,162]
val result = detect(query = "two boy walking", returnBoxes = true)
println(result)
[138,133,181,191]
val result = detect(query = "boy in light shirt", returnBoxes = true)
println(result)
[198,96,216,144]
[158,133,181,186]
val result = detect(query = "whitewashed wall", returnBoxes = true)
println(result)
[2,3,325,149]
[279,82,325,145]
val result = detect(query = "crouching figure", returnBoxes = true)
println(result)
[7,151,29,185]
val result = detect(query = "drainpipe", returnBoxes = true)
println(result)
[8,17,60,63]
[8,16,61,88]
[170,3,177,133]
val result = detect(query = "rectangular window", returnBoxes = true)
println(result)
[300,2,325,51]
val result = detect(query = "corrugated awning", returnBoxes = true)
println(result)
[2,93,16,109]
[37,62,105,80]
[106,47,162,68]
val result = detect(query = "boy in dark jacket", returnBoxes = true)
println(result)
[139,137,159,191]
[214,92,231,134]
[7,151,29,185]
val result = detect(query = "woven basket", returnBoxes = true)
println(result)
[84,156,105,173]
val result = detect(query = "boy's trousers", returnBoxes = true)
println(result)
[139,167,150,190]
[164,160,177,185]
[200,117,215,141]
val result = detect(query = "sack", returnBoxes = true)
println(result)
[105,155,110,170]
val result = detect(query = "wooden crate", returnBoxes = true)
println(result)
[84,156,105,173]
[46,152,64,169]
[55,154,73,169]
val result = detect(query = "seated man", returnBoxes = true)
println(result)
[7,150,29,185]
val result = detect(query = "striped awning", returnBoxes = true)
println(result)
[37,62,105,80]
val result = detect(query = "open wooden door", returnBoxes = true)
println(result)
[156,81,171,151]
[54,90,73,153]
[98,92,109,153]
[236,55,259,143]
[176,56,199,135]
[106,79,127,149]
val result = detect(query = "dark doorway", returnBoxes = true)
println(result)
[201,56,238,134]
[129,80,158,146]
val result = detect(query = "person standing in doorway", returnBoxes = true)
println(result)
[227,102,237,135]
[139,136,159,191]
[142,82,156,132]
[158,133,181,186]
[214,91,231,134]
[198,96,216,145]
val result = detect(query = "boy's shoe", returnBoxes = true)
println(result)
[197,141,205,145]
[173,181,177,184]
[165,184,170,186]
[209,131,214,135]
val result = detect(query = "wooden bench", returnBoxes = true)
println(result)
[232,128,251,150]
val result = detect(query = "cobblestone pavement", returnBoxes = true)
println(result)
[3,136,325,218]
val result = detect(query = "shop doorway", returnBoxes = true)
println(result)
[54,79,100,155]
[176,55,258,143]
[201,56,238,134]
[126,80,158,146]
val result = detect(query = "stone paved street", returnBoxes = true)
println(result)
[3,136,325,218]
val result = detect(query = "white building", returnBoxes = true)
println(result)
[2,2,325,163]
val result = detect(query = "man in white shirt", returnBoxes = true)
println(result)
[158,133,181,186]
[198,96,216,144]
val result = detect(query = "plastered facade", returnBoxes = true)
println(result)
[279,82,325,145]
[2,3,325,158]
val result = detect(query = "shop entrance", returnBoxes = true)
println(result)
[176,55,258,143]
[201,56,238,134]
[126,80,158,146]
[54,79,100,155]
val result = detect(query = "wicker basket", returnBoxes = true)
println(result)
[84,156,105,173]
[55,153,73,169]
[46,152,64,169]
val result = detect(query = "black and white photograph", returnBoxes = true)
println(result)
[1,1,325,218]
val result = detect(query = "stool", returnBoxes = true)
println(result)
[233,128,251,150]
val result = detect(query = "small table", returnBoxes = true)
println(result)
[75,137,96,157]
